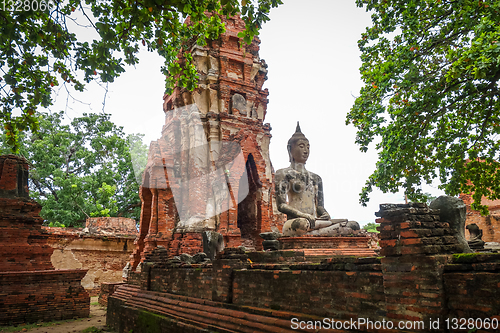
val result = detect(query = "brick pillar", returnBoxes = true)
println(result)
[143,187,158,257]
[376,203,463,331]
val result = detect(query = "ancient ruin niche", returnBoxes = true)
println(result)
[226,36,240,50]
[230,93,247,115]
[226,59,244,80]
[0,154,29,199]
[165,101,173,113]
[237,154,262,247]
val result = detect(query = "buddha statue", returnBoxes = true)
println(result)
[275,123,359,237]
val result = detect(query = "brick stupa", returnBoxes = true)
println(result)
[130,15,283,268]
[0,154,89,325]
[0,155,54,271]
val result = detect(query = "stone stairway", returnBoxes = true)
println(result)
[279,236,378,262]
[109,284,317,333]
[303,248,378,261]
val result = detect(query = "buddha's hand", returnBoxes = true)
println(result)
[302,214,316,229]
[317,212,331,220]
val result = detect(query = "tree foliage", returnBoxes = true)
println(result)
[348,0,500,214]
[362,222,379,233]
[0,111,148,227]
[0,0,282,149]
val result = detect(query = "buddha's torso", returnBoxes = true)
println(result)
[282,167,318,217]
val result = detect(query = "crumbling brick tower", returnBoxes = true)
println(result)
[0,155,89,325]
[131,15,279,268]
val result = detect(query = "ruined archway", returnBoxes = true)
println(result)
[237,154,262,249]
[130,172,152,270]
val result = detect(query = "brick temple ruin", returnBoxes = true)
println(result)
[130,14,280,269]
[0,155,89,325]
[104,13,500,333]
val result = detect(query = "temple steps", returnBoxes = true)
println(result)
[111,285,306,333]
[279,236,378,261]
[303,248,377,256]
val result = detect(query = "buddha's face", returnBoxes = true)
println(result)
[290,139,310,164]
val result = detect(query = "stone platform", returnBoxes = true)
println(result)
[279,236,377,258]
[108,284,300,333]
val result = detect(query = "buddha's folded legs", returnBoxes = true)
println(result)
[282,218,309,237]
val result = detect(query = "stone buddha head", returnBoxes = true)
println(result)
[287,122,309,164]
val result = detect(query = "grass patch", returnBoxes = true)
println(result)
[452,253,480,263]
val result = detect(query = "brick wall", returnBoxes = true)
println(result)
[0,197,54,272]
[149,266,214,300]
[444,254,500,319]
[377,203,500,330]
[0,269,89,325]
[85,217,138,235]
[98,282,125,306]
[109,202,500,332]
[376,203,458,326]
[168,232,204,256]
[43,228,135,296]
[231,258,384,320]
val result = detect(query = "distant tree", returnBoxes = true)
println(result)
[0,0,282,149]
[422,192,437,205]
[348,0,500,215]
[362,222,379,233]
[0,111,148,226]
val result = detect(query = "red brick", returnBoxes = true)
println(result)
[400,238,422,245]
[400,230,419,238]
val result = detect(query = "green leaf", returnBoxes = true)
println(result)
[350,0,500,213]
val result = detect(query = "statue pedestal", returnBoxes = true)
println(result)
[279,236,377,258]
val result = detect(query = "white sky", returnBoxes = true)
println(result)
[43,0,444,226]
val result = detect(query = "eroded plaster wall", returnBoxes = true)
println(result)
[43,218,136,295]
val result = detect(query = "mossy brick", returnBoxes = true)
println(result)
[420,221,436,228]
[421,237,443,245]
